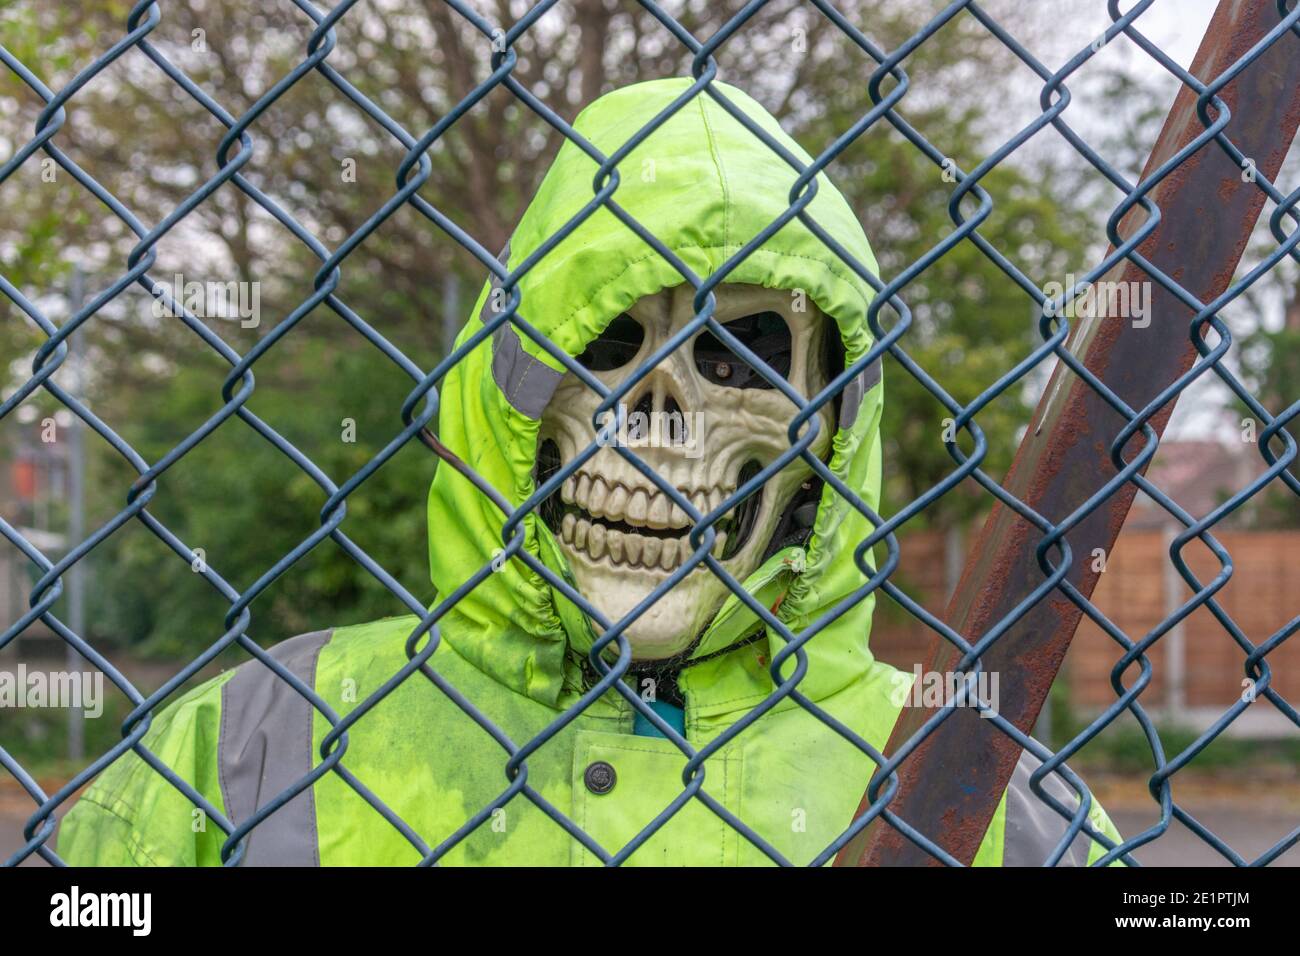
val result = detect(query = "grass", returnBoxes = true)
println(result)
[1055,711,1300,775]
[1,693,140,784]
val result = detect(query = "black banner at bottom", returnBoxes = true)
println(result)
[0,863,1277,942]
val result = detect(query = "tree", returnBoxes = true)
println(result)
[1,0,1098,656]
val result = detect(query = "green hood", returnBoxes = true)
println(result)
[428,78,885,715]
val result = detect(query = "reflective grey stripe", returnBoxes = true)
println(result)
[492,322,564,419]
[219,628,333,866]
[482,242,564,419]
[837,358,882,430]
[1002,751,1094,866]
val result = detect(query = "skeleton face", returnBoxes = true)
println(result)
[538,284,836,660]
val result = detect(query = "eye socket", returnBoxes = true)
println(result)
[575,313,644,371]
[693,311,792,389]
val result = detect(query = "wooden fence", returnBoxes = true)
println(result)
[870,527,1299,737]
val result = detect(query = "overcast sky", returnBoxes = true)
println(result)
[980,0,1288,442]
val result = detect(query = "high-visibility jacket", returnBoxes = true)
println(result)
[59,78,1123,866]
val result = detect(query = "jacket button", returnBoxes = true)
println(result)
[584,761,616,795]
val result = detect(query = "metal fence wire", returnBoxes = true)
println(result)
[2,0,1299,867]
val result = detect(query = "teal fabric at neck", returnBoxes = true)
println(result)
[632,699,686,739]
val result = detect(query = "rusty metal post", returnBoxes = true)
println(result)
[837,0,1300,866]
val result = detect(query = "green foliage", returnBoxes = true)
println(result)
[1063,716,1300,774]
[86,333,433,656]
[1233,324,1300,528]
[0,693,138,782]
[0,0,1201,658]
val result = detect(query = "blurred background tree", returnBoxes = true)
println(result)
[6,0,1268,661]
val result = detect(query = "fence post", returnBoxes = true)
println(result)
[837,0,1300,866]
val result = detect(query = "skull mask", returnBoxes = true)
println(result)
[538,283,836,660]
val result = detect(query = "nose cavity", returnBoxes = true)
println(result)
[626,367,691,445]
[631,368,689,417]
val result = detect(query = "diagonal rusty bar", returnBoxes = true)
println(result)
[838,0,1300,867]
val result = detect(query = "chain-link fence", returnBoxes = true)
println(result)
[2,0,1298,867]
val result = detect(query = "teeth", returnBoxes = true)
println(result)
[607,485,629,521]
[588,523,607,560]
[589,478,609,517]
[556,477,741,570]
[647,493,671,529]
[557,521,699,571]
[627,489,649,523]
